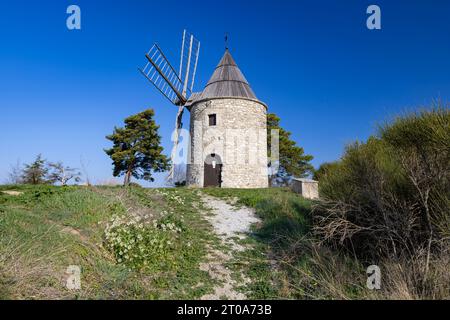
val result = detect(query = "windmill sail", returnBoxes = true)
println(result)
[139,30,201,182]
[139,44,187,105]
[179,30,201,95]
[167,105,185,180]
[168,31,200,181]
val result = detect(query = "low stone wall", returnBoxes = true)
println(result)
[291,178,319,199]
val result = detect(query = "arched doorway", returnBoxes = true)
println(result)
[204,154,222,187]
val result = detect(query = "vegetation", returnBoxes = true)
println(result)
[267,113,313,185]
[0,185,217,299]
[47,162,82,186]
[203,106,449,300]
[21,154,49,185]
[14,154,80,186]
[1,105,448,300]
[105,109,169,186]
[314,106,450,298]
[203,188,317,299]
[204,188,371,299]
[7,160,23,185]
[312,161,339,181]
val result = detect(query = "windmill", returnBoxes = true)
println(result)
[139,30,201,181]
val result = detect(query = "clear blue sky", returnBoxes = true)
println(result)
[1,0,449,185]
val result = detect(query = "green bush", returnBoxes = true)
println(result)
[312,161,340,181]
[314,106,450,281]
[103,189,206,277]
[313,106,450,298]
[104,211,182,270]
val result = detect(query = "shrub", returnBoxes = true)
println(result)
[104,210,182,271]
[312,161,340,181]
[127,182,142,188]
[313,106,450,297]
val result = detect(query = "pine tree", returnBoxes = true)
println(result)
[267,113,313,185]
[105,109,170,186]
[22,154,49,185]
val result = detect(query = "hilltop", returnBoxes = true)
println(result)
[0,185,312,299]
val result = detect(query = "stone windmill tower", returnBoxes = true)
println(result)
[140,31,268,188]
[185,48,268,188]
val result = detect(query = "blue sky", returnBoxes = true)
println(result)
[1,0,449,185]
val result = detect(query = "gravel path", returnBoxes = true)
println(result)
[199,194,260,300]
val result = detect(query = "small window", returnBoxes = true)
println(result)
[208,114,217,126]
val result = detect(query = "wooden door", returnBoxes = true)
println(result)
[204,155,222,187]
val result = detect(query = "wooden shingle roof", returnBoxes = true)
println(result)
[199,49,258,100]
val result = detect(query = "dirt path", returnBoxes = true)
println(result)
[199,194,260,300]
[2,190,23,196]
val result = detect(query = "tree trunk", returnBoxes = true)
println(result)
[123,170,132,186]
[269,175,274,187]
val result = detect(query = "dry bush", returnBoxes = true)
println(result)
[0,236,71,299]
[378,251,450,299]
[95,178,122,186]
[272,235,449,299]
[313,106,450,298]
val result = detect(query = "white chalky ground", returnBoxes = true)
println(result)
[199,194,260,300]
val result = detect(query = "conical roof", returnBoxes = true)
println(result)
[199,49,257,100]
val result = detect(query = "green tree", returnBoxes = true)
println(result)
[313,161,340,181]
[105,109,170,186]
[22,154,49,185]
[267,113,313,185]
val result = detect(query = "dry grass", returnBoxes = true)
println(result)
[0,185,217,300]
[0,232,71,299]
[312,107,450,299]
[377,252,450,300]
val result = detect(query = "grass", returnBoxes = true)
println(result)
[203,188,311,299]
[0,185,218,299]
[203,187,450,300]
[202,187,371,300]
[2,185,328,300]
[2,185,443,300]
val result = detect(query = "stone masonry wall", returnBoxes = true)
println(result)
[186,98,269,188]
[291,179,319,200]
